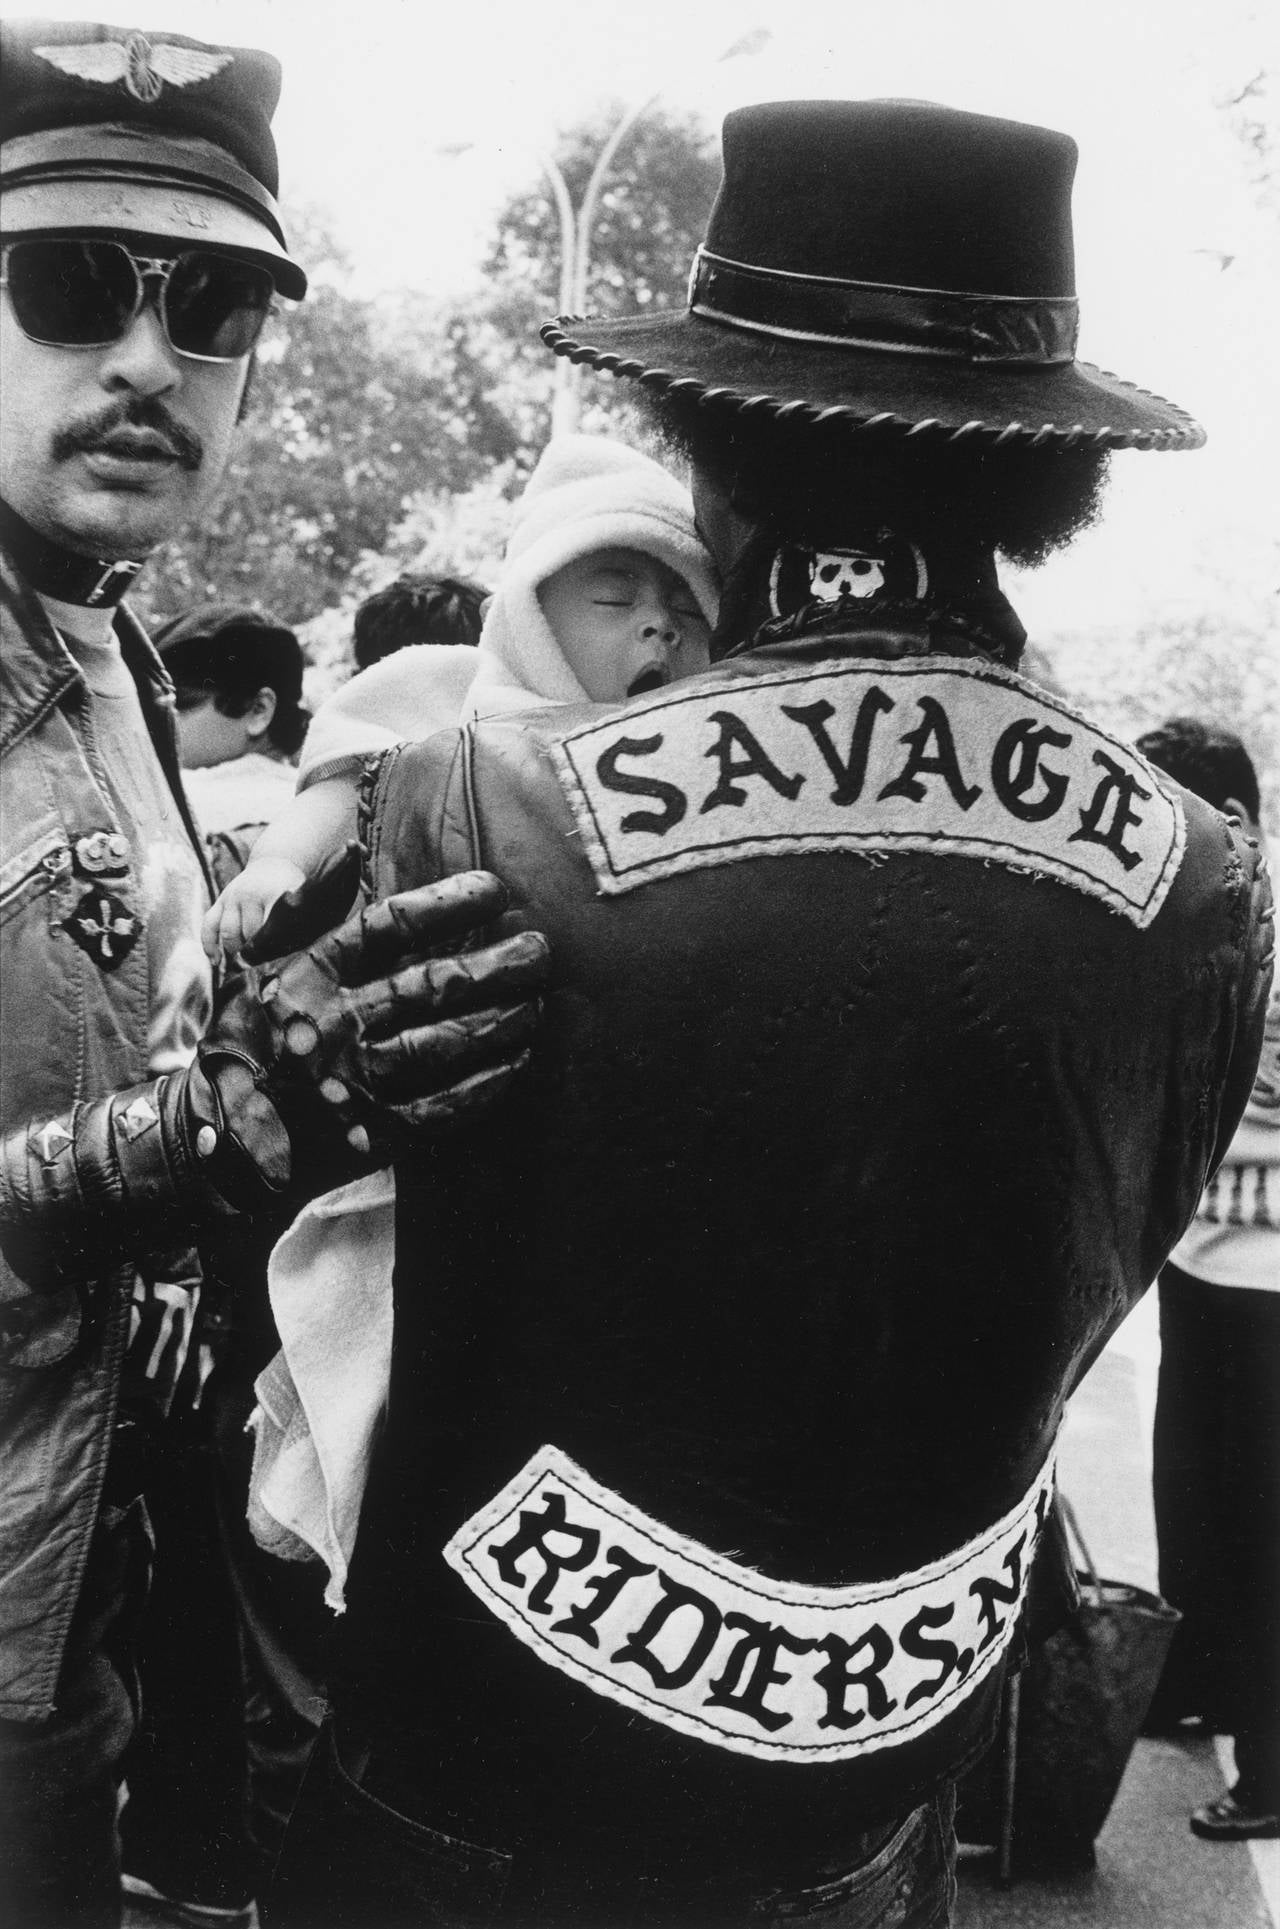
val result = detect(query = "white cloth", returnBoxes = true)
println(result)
[181,751,299,834]
[298,644,480,788]
[247,1170,396,1610]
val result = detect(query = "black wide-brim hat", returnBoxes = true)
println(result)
[543,100,1203,451]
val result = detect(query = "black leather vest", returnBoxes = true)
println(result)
[336,634,1270,1856]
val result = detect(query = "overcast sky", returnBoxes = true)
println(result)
[15,0,1279,650]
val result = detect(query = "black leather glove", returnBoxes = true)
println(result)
[0,873,548,1285]
[197,871,549,1209]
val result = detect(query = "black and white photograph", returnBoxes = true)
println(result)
[0,2,1276,1925]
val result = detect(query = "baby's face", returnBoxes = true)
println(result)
[538,547,712,703]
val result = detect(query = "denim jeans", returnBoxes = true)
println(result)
[266,1725,957,1929]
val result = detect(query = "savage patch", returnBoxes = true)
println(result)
[552,658,1184,927]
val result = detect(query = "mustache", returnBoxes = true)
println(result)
[51,398,203,472]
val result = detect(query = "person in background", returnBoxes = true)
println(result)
[352,571,487,670]
[158,603,310,833]
[1136,719,1279,1844]
[0,22,547,1927]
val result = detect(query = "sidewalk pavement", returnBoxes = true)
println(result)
[126,1298,1278,1929]
[957,1295,1280,1929]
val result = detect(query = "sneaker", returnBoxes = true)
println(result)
[122,1870,257,1927]
[1189,1792,1280,1842]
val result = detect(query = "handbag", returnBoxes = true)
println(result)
[957,1493,1181,1878]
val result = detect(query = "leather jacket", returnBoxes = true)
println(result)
[343,618,1272,1855]
[0,546,211,1719]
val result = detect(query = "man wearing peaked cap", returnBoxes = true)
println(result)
[0,20,548,1926]
[274,101,1274,1924]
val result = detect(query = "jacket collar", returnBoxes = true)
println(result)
[711,524,1027,670]
[1,539,175,744]
[734,593,1027,670]
[0,542,83,754]
[0,540,212,891]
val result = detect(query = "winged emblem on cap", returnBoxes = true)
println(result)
[34,34,232,104]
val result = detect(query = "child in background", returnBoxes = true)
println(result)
[205,435,718,963]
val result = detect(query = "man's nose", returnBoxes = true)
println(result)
[98,300,182,397]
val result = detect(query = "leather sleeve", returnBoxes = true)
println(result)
[0,1068,231,1295]
[360,732,473,901]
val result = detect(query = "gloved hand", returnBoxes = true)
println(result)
[195,871,549,1209]
[0,873,549,1284]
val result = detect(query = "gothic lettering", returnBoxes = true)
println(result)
[900,1603,974,1708]
[595,736,688,837]
[782,687,896,805]
[1069,751,1151,872]
[552,1545,654,1649]
[700,710,804,813]
[969,1534,1026,1650]
[488,1491,601,1614]
[878,696,982,810]
[811,1623,898,1730]
[612,1575,723,1691]
[703,1611,815,1733]
[990,720,1072,822]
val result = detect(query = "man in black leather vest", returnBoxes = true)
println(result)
[271,102,1273,1929]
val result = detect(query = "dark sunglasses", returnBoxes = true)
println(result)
[0,238,277,363]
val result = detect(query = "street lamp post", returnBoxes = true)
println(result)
[551,28,771,434]
[538,154,580,436]
[545,88,658,436]
[446,29,770,439]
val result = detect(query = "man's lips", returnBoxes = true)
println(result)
[83,430,185,464]
[53,402,204,474]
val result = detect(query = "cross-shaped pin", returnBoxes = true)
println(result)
[72,894,139,963]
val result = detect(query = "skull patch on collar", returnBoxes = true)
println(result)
[810,549,886,601]
[769,529,928,618]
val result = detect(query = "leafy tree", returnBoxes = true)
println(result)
[1219,65,1278,221]
[135,114,720,629]
[470,104,723,450]
[136,218,524,628]
[485,102,722,318]
[1041,604,1280,833]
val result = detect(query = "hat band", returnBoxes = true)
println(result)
[688,250,1078,367]
[1,127,288,248]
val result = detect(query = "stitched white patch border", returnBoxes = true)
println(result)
[443,1444,1056,1765]
[552,657,1185,928]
